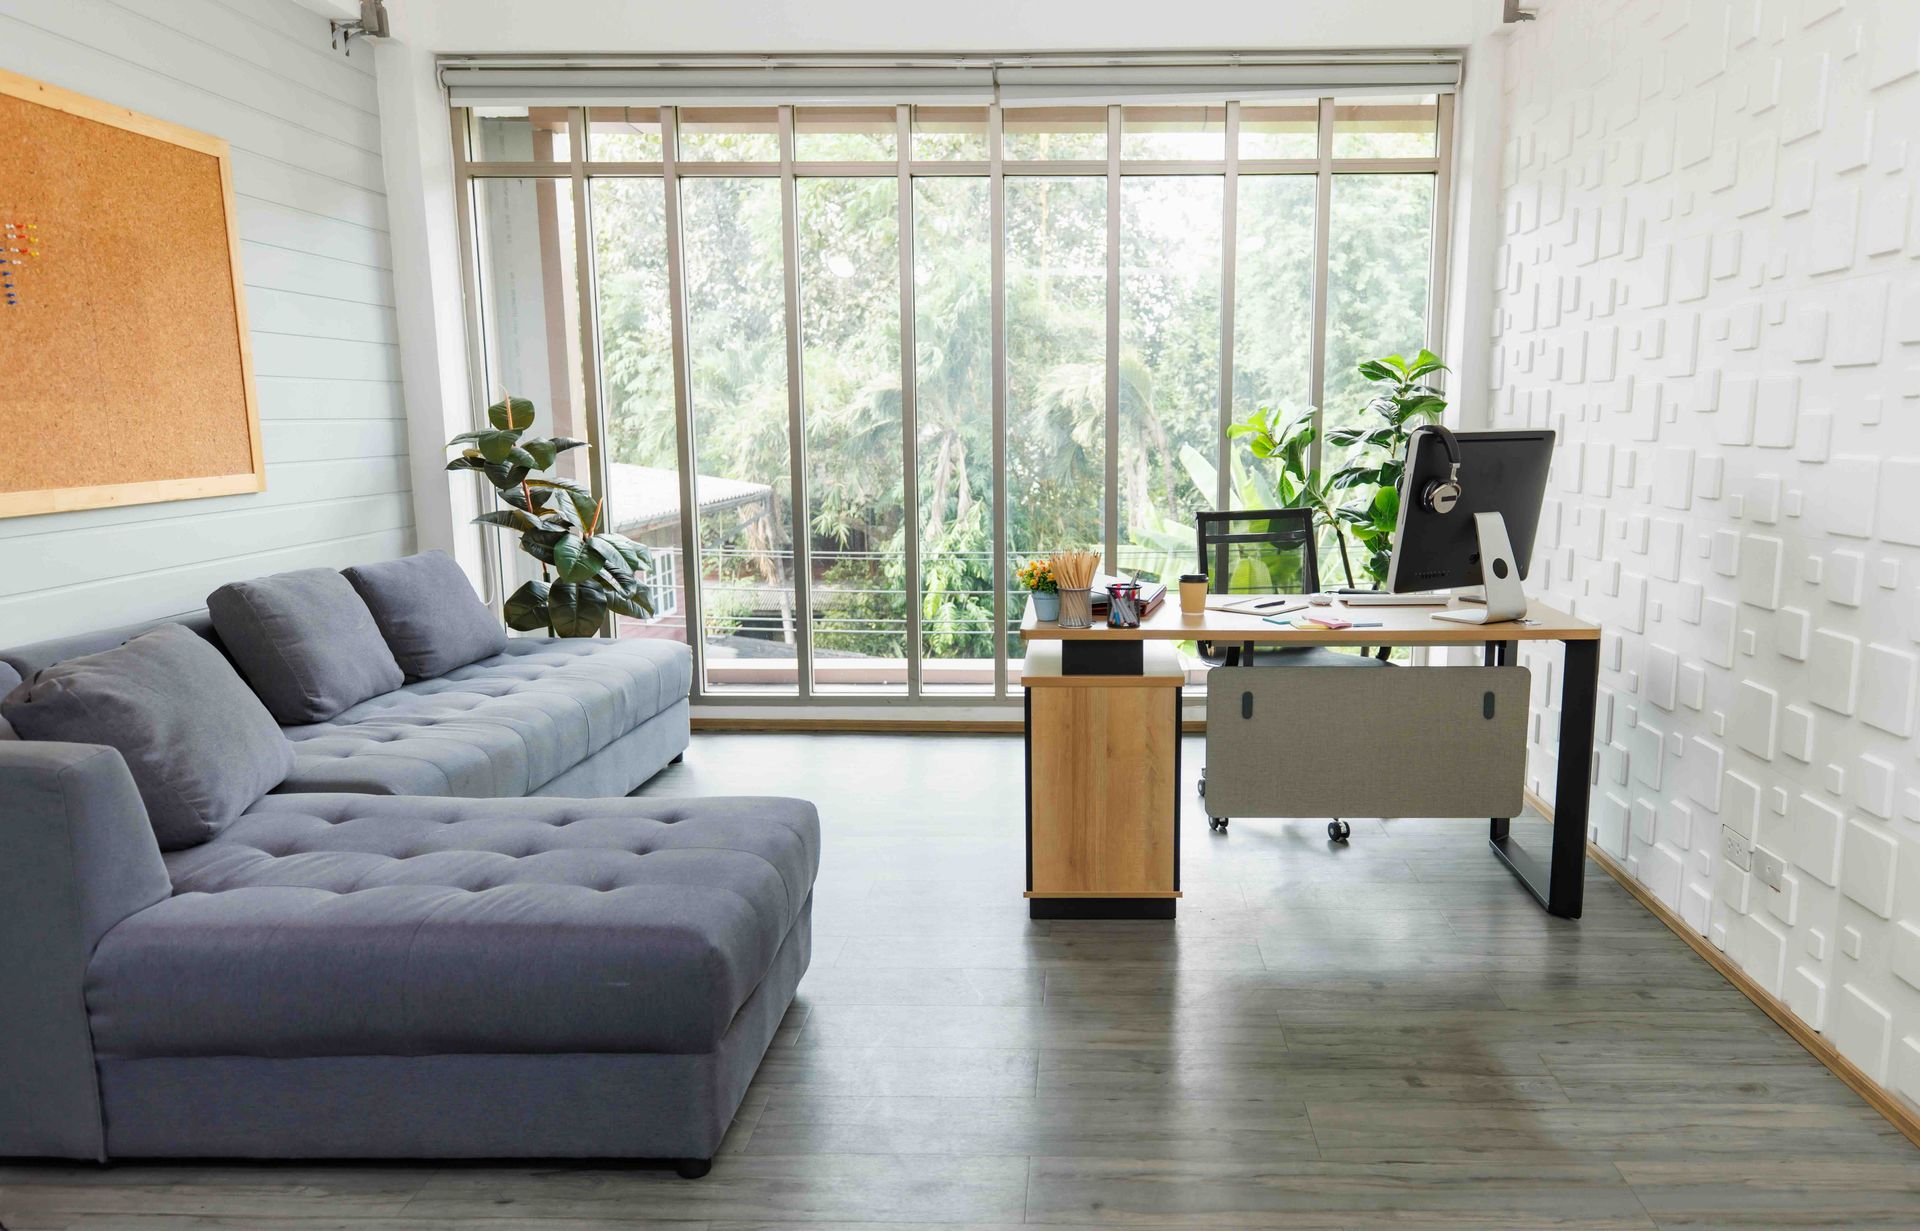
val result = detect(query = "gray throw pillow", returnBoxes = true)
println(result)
[344,550,507,681]
[208,568,404,724]
[0,624,294,850]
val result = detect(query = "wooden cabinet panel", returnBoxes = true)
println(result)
[1028,685,1176,896]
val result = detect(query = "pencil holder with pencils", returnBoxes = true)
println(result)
[1050,549,1099,629]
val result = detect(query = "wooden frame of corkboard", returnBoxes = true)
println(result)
[0,68,263,519]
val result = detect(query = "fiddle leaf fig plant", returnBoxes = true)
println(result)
[446,396,654,637]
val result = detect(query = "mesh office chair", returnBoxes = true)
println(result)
[1195,508,1390,841]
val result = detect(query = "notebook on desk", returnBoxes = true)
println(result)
[1207,594,1308,616]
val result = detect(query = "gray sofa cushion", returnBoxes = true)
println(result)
[208,569,404,725]
[344,551,506,681]
[87,793,820,1059]
[0,625,294,850]
[277,637,693,797]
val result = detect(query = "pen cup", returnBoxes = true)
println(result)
[1179,574,1207,615]
[1057,587,1093,629]
[1106,581,1142,629]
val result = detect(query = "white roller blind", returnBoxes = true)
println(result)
[441,57,1459,108]
[442,66,997,108]
[996,62,1459,105]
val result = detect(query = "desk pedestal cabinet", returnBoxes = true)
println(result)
[1022,642,1183,919]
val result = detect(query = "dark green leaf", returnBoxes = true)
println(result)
[521,438,559,470]
[587,534,636,582]
[488,396,536,431]
[502,580,550,632]
[476,429,523,464]
[604,588,655,619]
[474,508,542,534]
[552,535,602,584]
[481,462,531,491]
[518,535,557,565]
[545,582,607,637]
[526,478,599,527]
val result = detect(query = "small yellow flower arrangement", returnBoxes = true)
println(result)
[1017,558,1061,621]
[1016,558,1058,595]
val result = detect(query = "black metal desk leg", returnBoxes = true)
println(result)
[1484,640,1515,844]
[1545,637,1599,917]
[1486,635,1596,918]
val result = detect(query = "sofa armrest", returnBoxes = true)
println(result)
[0,742,171,1159]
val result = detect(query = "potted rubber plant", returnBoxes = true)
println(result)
[446,395,654,637]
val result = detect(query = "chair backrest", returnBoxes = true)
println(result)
[1196,508,1322,597]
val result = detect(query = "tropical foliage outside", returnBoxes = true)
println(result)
[582,119,1438,667]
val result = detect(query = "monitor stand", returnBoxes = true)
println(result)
[1432,512,1528,625]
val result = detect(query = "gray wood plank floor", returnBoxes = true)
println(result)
[4,733,1915,1230]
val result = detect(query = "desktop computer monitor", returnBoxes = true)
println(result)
[1385,427,1556,625]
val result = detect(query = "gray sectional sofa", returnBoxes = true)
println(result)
[0,552,817,1174]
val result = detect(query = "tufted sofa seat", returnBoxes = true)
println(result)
[87,793,817,1061]
[278,637,694,798]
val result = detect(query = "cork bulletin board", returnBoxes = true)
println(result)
[0,68,263,519]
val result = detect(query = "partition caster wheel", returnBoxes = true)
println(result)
[1209,817,1229,832]
[1197,776,1206,798]
[673,1158,712,1179]
[1327,819,1350,843]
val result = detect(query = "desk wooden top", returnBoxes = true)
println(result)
[1020,596,1599,647]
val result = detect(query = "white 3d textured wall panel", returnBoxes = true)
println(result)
[1494,0,1920,1104]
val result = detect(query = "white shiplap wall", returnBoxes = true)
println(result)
[0,0,412,644]
[1494,0,1920,1107]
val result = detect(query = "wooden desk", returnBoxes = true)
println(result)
[1019,598,1602,919]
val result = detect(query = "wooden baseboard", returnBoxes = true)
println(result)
[1523,790,1920,1150]
[692,717,1209,734]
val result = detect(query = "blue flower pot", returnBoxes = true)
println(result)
[1029,591,1061,622]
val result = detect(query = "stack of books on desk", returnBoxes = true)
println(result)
[1089,574,1167,618]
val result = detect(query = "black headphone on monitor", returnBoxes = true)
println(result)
[1416,425,1464,514]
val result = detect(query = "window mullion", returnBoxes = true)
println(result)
[1307,96,1335,478]
[659,108,709,699]
[449,109,502,607]
[777,105,815,698]
[896,105,923,697]
[1428,91,1457,400]
[1104,105,1121,573]
[565,110,615,635]
[990,105,1008,698]
[1218,101,1239,515]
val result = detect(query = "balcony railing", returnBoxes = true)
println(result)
[611,544,1211,693]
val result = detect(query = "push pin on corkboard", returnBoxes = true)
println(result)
[2,218,40,306]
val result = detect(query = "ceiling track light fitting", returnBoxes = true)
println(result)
[330,0,391,55]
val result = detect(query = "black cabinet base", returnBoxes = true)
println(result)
[1029,897,1176,920]
[1060,640,1144,675]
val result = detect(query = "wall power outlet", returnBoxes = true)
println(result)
[1721,825,1753,872]
[1753,848,1786,892]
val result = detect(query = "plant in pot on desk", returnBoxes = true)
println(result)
[447,394,655,636]
[1228,348,1449,590]
[1017,557,1060,622]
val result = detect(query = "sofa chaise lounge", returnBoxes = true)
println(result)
[0,552,817,1174]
